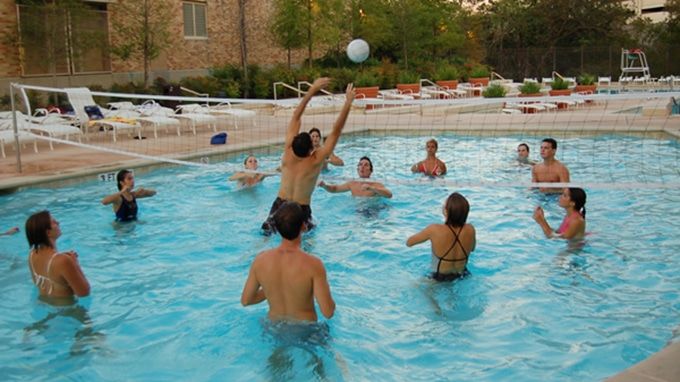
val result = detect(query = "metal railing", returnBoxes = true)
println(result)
[272,82,305,100]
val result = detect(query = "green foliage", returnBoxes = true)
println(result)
[355,70,380,87]
[397,71,420,84]
[577,73,596,86]
[482,84,507,98]
[550,77,569,90]
[518,81,542,94]
[470,65,490,78]
[433,64,460,81]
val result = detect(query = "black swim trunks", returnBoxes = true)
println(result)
[261,197,315,235]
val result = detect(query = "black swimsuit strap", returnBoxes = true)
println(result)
[435,225,469,276]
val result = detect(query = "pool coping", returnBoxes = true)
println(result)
[605,341,680,382]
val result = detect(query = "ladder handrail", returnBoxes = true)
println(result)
[180,86,209,98]
[297,81,336,99]
[273,81,306,101]
[491,71,506,81]
[551,71,565,81]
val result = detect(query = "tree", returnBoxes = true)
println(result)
[110,0,173,88]
[271,0,306,69]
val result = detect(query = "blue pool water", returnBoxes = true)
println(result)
[1,133,679,381]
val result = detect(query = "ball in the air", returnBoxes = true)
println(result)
[347,39,369,63]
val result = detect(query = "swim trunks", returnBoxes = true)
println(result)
[261,197,314,235]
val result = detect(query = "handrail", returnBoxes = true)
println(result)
[551,71,565,81]
[180,86,209,98]
[491,71,506,81]
[297,81,336,99]
[273,81,306,100]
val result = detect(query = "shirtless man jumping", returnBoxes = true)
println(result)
[532,138,570,193]
[261,77,355,234]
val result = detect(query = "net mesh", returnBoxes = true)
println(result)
[2,83,679,189]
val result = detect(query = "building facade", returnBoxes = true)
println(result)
[0,0,312,94]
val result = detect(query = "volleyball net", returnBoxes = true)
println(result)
[3,82,680,189]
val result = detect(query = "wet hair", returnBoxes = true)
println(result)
[568,187,587,218]
[542,138,557,149]
[274,202,306,240]
[427,138,438,149]
[292,132,313,157]
[444,192,470,227]
[309,128,321,138]
[359,156,373,171]
[117,169,132,191]
[518,143,530,152]
[243,155,255,165]
[25,210,53,249]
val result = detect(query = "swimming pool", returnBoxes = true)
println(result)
[1,133,679,381]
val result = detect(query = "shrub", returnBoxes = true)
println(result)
[518,81,542,94]
[482,83,507,98]
[550,77,569,90]
[355,70,379,87]
[397,70,419,84]
[433,64,460,81]
[470,64,490,78]
[577,73,596,86]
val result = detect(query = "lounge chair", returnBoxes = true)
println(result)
[108,101,182,138]
[65,87,142,142]
[0,123,38,158]
[174,104,219,135]
[0,111,82,150]
[207,102,257,129]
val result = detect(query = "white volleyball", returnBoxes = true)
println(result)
[347,39,370,63]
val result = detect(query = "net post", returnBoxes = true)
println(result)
[9,83,22,173]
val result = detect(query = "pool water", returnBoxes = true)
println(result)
[1,133,679,381]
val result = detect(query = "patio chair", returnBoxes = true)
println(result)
[174,104,219,135]
[0,111,82,150]
[65,87,142,142]
[0,122,39,158]
[207,102,257,129]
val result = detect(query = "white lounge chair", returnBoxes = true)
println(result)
[65,87,142,142]
[207,102,257,129]
[0,125,38,158]
[0,111,82,150]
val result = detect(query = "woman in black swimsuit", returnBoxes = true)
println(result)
[101,169,156,222]
[406,192,476,281]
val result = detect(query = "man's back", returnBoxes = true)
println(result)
[253,246,323,321]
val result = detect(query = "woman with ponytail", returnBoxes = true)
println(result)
[533,188,587,240]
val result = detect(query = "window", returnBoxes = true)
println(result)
[17,3,111,76]
[183,2,207,38]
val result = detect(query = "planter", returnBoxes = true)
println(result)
[355,86,380,110]
[469,77,489,87]
[549,89,572,109]
[574,85,597,94]
[518,93,543,97]
[436,80,459,89]
[396,83,422,98]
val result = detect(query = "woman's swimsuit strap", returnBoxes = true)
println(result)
[29,251,68,294]
[433,225,469,277]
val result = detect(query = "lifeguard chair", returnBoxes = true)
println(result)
[620,48,651,84]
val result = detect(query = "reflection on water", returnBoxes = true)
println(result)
[354,198,390,220]
[23,299,108,358]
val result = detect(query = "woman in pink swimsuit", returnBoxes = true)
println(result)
[533,188,587,239]
[25,211,90,302]
[411,138,447,176]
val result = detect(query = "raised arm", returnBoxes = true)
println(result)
[328,153,344,166]
[532,206,554,238]
[318,83,355,159]
[59,252,90,297]
[101,187,126,206]
[285,77,331,147]
[319,181,351,193]
[241,261,266,306]
[134,187,156,199]
[406,224,433,247]
[312,259,335,319]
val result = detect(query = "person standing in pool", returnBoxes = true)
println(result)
[229,155,276,188]
[242,201,335,321]
[25,210,90,300]
[101,169,156,222]
[319,156,392,198]
[411,138,447,176]
[532,138,570,193]
[517,143,537,165]
[533,187,586,240]
[309,127,344,169]
[406,192,476,282]
[261,78,355,234]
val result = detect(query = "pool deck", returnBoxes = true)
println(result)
[1,97,679,380]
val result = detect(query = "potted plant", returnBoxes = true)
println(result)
[469,65,490,87]
[354,71,380,99]
[574,73,597,93]
[548,77,572,96]
[518,81,543,97]
[482,83,507,98]
[434,65,460,91]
